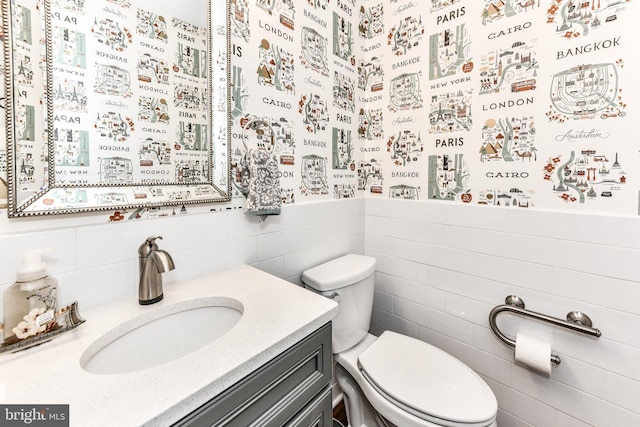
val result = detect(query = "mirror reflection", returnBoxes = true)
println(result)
[4,0,230,217]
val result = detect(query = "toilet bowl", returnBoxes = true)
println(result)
[302,254,498,427]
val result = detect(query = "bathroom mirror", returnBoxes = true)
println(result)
[3,0,230,217]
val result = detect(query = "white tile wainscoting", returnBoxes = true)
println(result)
[0,199,365,317]
[2,197,640,426]
[366,198,640,427]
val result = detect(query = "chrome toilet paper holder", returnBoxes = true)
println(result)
[489,295,602,366]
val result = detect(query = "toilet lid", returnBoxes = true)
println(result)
[358,331,497,426]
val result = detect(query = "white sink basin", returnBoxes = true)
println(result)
[80,297,243,375]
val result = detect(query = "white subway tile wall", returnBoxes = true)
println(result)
[2,197,639,426]
[0,199,364,314]
[367,198,640,426]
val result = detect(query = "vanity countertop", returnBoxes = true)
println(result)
[0,265,338,426]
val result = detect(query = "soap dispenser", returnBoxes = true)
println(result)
[3,249,58,343]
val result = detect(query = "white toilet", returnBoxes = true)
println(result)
[302,254,498,427]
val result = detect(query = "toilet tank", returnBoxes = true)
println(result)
[302,254,376,354]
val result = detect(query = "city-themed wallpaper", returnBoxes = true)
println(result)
[228,0,639,215]
[229,0,362,203]
[371,0,638,214]
[1,0,639,221]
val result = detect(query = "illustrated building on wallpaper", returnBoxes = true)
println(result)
[333,71,356,112]
[389,185,420,200]
[300,155,329,195]
[334,12,355,63]
[388,15,424,56]
[301,27,329,76]
[389,73,422,111]
[358,57,384,91]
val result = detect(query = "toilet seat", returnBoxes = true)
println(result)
[357,331,497,427]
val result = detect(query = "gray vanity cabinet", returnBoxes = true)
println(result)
[173,323,333,427]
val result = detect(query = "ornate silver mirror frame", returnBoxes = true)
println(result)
[3,0,230,217]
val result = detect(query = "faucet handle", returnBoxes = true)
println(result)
[146,235,163,245]
[139,235,163,255]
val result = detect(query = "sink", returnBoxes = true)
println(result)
[80,297,243,375]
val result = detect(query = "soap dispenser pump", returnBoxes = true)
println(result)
[3,249,59,343]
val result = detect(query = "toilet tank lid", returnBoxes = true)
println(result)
[302,254,376,291]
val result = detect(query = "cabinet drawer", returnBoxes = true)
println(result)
[285,388,332,427]
[173,322,332,427]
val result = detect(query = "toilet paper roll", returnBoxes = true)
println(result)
[514,333,552,376]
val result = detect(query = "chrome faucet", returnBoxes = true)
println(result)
[138,236,175,305]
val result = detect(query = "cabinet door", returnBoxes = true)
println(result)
[173,323,332,427]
